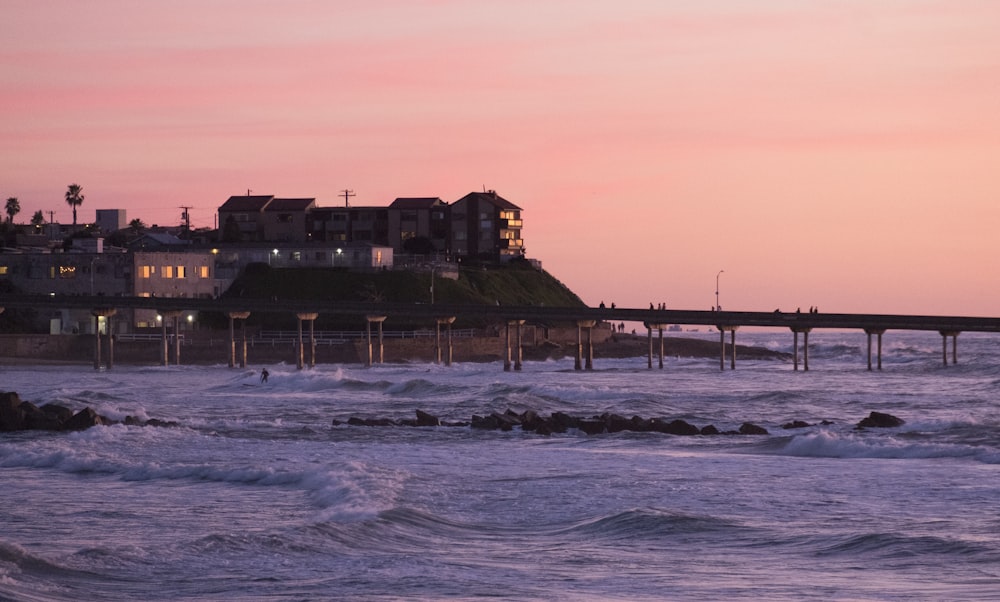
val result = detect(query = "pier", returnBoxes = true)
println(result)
[1,294,998,371]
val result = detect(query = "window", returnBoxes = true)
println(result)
[376,250,382,265]
[291,251,301,261]
[278,213,293,223]
[0,266,7,276]
[140,265,153,279]
[59,266,76,279]
[176,266,186,278]
[163,266,174,278]
[199,266,210,278]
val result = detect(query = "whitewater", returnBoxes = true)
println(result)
[1,330,998,601]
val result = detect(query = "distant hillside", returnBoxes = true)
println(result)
[218,260,586,329]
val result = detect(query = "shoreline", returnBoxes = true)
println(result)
[0,333,789,367]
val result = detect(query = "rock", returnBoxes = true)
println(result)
[782,420,811,429]
[650,418,700,436]
[857,411,904,429]
[415,409,440,427]
[492,412,521,431]
[471,414,499,430]
[629,415,652,432]
[738,422,769,435]
[63,407,105,431]
[519,410,544,431]
[346,416,395,426]
[20,402,61,431]
[603,413,632,433]
[0,392,26,431]
[577,419,605,435]
[41,404,74,422]
[549,412,577,432]
[700,424,720,435]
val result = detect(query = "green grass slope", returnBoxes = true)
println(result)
[219,260,585,329]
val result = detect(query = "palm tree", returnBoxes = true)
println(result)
[129,218,146,236]
[30,210,45,231]
[65,184,84,226]
[5,197,19,224]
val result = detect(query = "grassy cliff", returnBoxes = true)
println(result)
[219,260,585,329]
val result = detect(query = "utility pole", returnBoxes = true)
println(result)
[179,206,192,229]
[340,189,355,208]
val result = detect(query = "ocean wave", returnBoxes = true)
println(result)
[813,532,997,561]
[558,507,744,541]
[0,433,404,521]
[772,430,997,462]
[0,539,100,602]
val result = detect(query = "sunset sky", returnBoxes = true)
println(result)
[3,1,999,315]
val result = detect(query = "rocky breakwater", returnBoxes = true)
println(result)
[0,391,176,432]
[336,409,907,437]
[335,408,770,436]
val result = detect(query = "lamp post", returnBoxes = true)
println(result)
[715,270,724,311]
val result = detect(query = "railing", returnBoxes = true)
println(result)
[254,328,477,345]
[115,333,186,342]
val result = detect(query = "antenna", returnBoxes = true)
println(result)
[340,189,355,208]
[179,206,192,229]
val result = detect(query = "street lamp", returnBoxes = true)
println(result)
[715,270,724,311]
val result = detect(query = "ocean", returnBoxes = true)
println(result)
[1,330,998,601]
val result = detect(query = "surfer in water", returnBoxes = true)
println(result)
[260,368,269,383]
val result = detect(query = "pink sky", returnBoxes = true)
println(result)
[3,0,1000,315]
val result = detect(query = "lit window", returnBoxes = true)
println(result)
[176,266,186,278]
[163,266,174,278]
[199,266,209,278]
[0,266,7,275]
[140,266,152,279]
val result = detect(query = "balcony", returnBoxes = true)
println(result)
[500,238,524,249]
[501,218,523,228]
